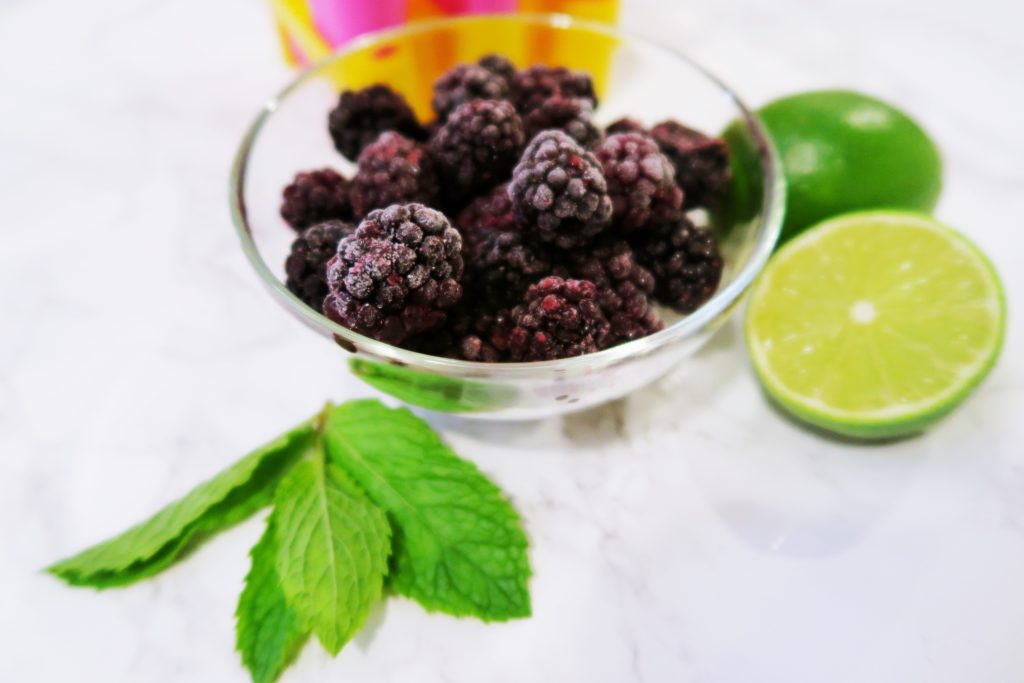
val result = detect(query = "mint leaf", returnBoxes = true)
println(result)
[48,419,316,588]
[348,358,517,412]
[324,400,531,621]
[273,458,390,655]
[236,513,309,683]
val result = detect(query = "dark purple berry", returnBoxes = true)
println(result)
[429,99,525,202]
[323,204,463,344]
[328,85,424,161]
[466,229,552,309]
[522,96,602,149]
[405,304,507,362]
[349,132,439,217]
[559,240,653,295]
[509,130,613,250]
[432,62,511,121]
[280,169,353,231]
[455,183,517,251]
[511,65,597,115]
[477,54,516,82]
[650,120,731,209]
[596,279,664,345]
[595,132,683,232]
[284,220,355,310]
[497,276,610,361]
[630,212,724,313]
[605,118,645,135]
[558,240,663,344]
[459,334,503,362]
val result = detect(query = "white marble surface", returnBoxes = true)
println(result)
[2,0,1023,681]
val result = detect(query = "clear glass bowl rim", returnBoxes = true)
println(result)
[230,12,785,380]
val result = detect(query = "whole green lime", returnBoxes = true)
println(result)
[756,90,942,244]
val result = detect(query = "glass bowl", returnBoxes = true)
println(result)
[231,14,784,420]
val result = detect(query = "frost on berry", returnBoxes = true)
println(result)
[511,65,597,115]
[349,133,440,217]
[522,96,602,149]
[595,132,683,232]
[429,99,525,203]
[323,204,463,344]
[629,212,724,313]
[280,169,353,231]
[432,60,512,121]
[509,130,613,249]
[497,276,611,361]
[650,120,731,209]
[328,84,424,160]
[558,240,664,343]
[285,220,355,311]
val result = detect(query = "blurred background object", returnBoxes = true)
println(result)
[271,0,621,66]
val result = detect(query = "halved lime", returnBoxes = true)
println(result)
[745,211,1005,439]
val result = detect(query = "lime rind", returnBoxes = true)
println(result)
[758,90,944,245]
[745,210,1006,439]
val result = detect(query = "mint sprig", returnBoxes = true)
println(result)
[236,514,308,683]
[273,458,391,655]
[48,400,531,683]
[325,400,531,620]
[48,419,316,588]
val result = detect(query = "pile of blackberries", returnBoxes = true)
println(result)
[280,55,729,362]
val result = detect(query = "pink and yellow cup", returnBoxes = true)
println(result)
[268,0,620,83]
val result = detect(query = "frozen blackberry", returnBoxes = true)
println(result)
[455,183,516,250]
[432,62,511,121]
[429,99,525,202]
[497,276,610,361]
[328,85,424,160]
[650,120,731,208]
[477,53,516,82]
[509,130,613,249]
[630,212,724,313]
[558,240,663,344]
[349,132,439,217]
[423,118,443,140]
[323,204,463,344]
[596,279,664,345]
[280,169,353,231]
[407,304,507,362]
[458,334,503,362]
[511,65,597,115]
[522,96,602,149]
[595,132,683,233]
[466,229,552,309]
[558,239,654,295]
[397,324,461,359]
[605,118,645,136]
[284,220,355,310]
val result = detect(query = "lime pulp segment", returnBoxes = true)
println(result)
[745,211,1005,438]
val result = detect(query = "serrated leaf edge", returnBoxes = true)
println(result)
[272,458,391,656]
[47,419,316,587]
[235,513,309,683]
[324,401,531,621]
